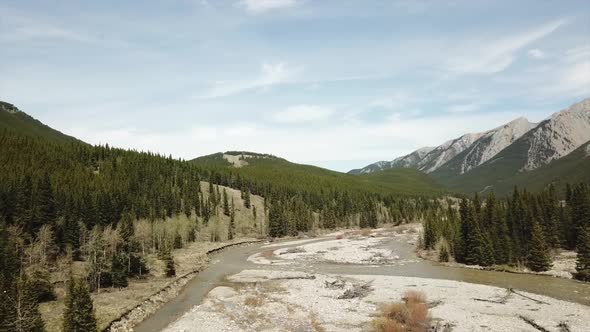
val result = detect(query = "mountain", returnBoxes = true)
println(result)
[479,141,590,196]
[192,151,445,196]
[350,98,590,195]
[433,98,590,194]
[349,147,434,174]
[433,117,536,175]
[351,115,536,176]
[0,101,81,143]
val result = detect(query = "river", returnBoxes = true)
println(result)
[134,235,590,332]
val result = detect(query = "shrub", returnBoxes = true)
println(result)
[372,291,430,332]
[244,295,264,306]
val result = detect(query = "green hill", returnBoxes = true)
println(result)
[358,167,446,195]
[0,101,81,143]
[192,151,445,196]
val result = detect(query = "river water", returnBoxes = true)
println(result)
[134,236,590,332]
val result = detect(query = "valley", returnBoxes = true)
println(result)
[139,225,590,332]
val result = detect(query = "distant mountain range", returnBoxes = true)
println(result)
[350,98,590,195]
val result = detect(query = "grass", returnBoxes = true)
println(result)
[244,295,265,307]
[372,290,430,332]
[361,228,372,237]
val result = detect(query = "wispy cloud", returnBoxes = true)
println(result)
[447,103,481,113]
[197,62,301,99]
[528,48,545,59]
[0,13,93,43]
[271,104,334,123]
[446,19,567,74]
[235,0,299,14]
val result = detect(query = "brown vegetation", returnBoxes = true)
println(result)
[372,290,430,332]
[361,228,372,237]
[244,295,265,307]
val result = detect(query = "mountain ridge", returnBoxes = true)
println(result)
[350,98,590,194]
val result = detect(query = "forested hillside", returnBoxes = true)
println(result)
[192,151,445,197]
[0,107,444,330]
[0,101,80,143]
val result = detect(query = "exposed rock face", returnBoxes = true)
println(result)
[457,117,536,174]
[0,101,20,114]
[415,132,486,173]
[350,98,590,176]
[522,98,590,171]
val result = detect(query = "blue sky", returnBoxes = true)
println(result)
[1,0,589,172]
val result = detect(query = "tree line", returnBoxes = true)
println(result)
[0,127,442,330]
[422,184,590,280]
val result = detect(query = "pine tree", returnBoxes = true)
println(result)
[244,189,251,209]
[268,201,285,238]
[228,199,235,240]
[111,254,128,288]
[63,277,97,332]
[422,217,436,250]
[0,219,19,330]
[575,225,590,281]
[163,250,176,277]
[526,221,552,272]
[222,189,230,216]
[13,274,45,332]
[118,212,134,244]
[33,173,56,234]
[62,215,81,261]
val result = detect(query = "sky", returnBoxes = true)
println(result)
[1,0,590,172]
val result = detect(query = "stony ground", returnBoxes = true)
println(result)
[166,269,590,332]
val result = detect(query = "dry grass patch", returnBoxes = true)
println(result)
[310,312,326,332]
[372,291,430,332]
[244,295,265,307]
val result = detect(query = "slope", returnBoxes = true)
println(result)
[482,141,590,196]
[433,99,590,194]
[192,151,445,196]
[0,101,81,143]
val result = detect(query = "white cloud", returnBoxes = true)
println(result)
[197,62,301,99]
[528,48,545,59]
[272,105,334,123]
[65,108,551,172]
[236,0,299,14]
[565,45,590,62]
[558,61,590,96]
[446,19,567,74]
[446,103,481,113]
[369,92,414,110]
